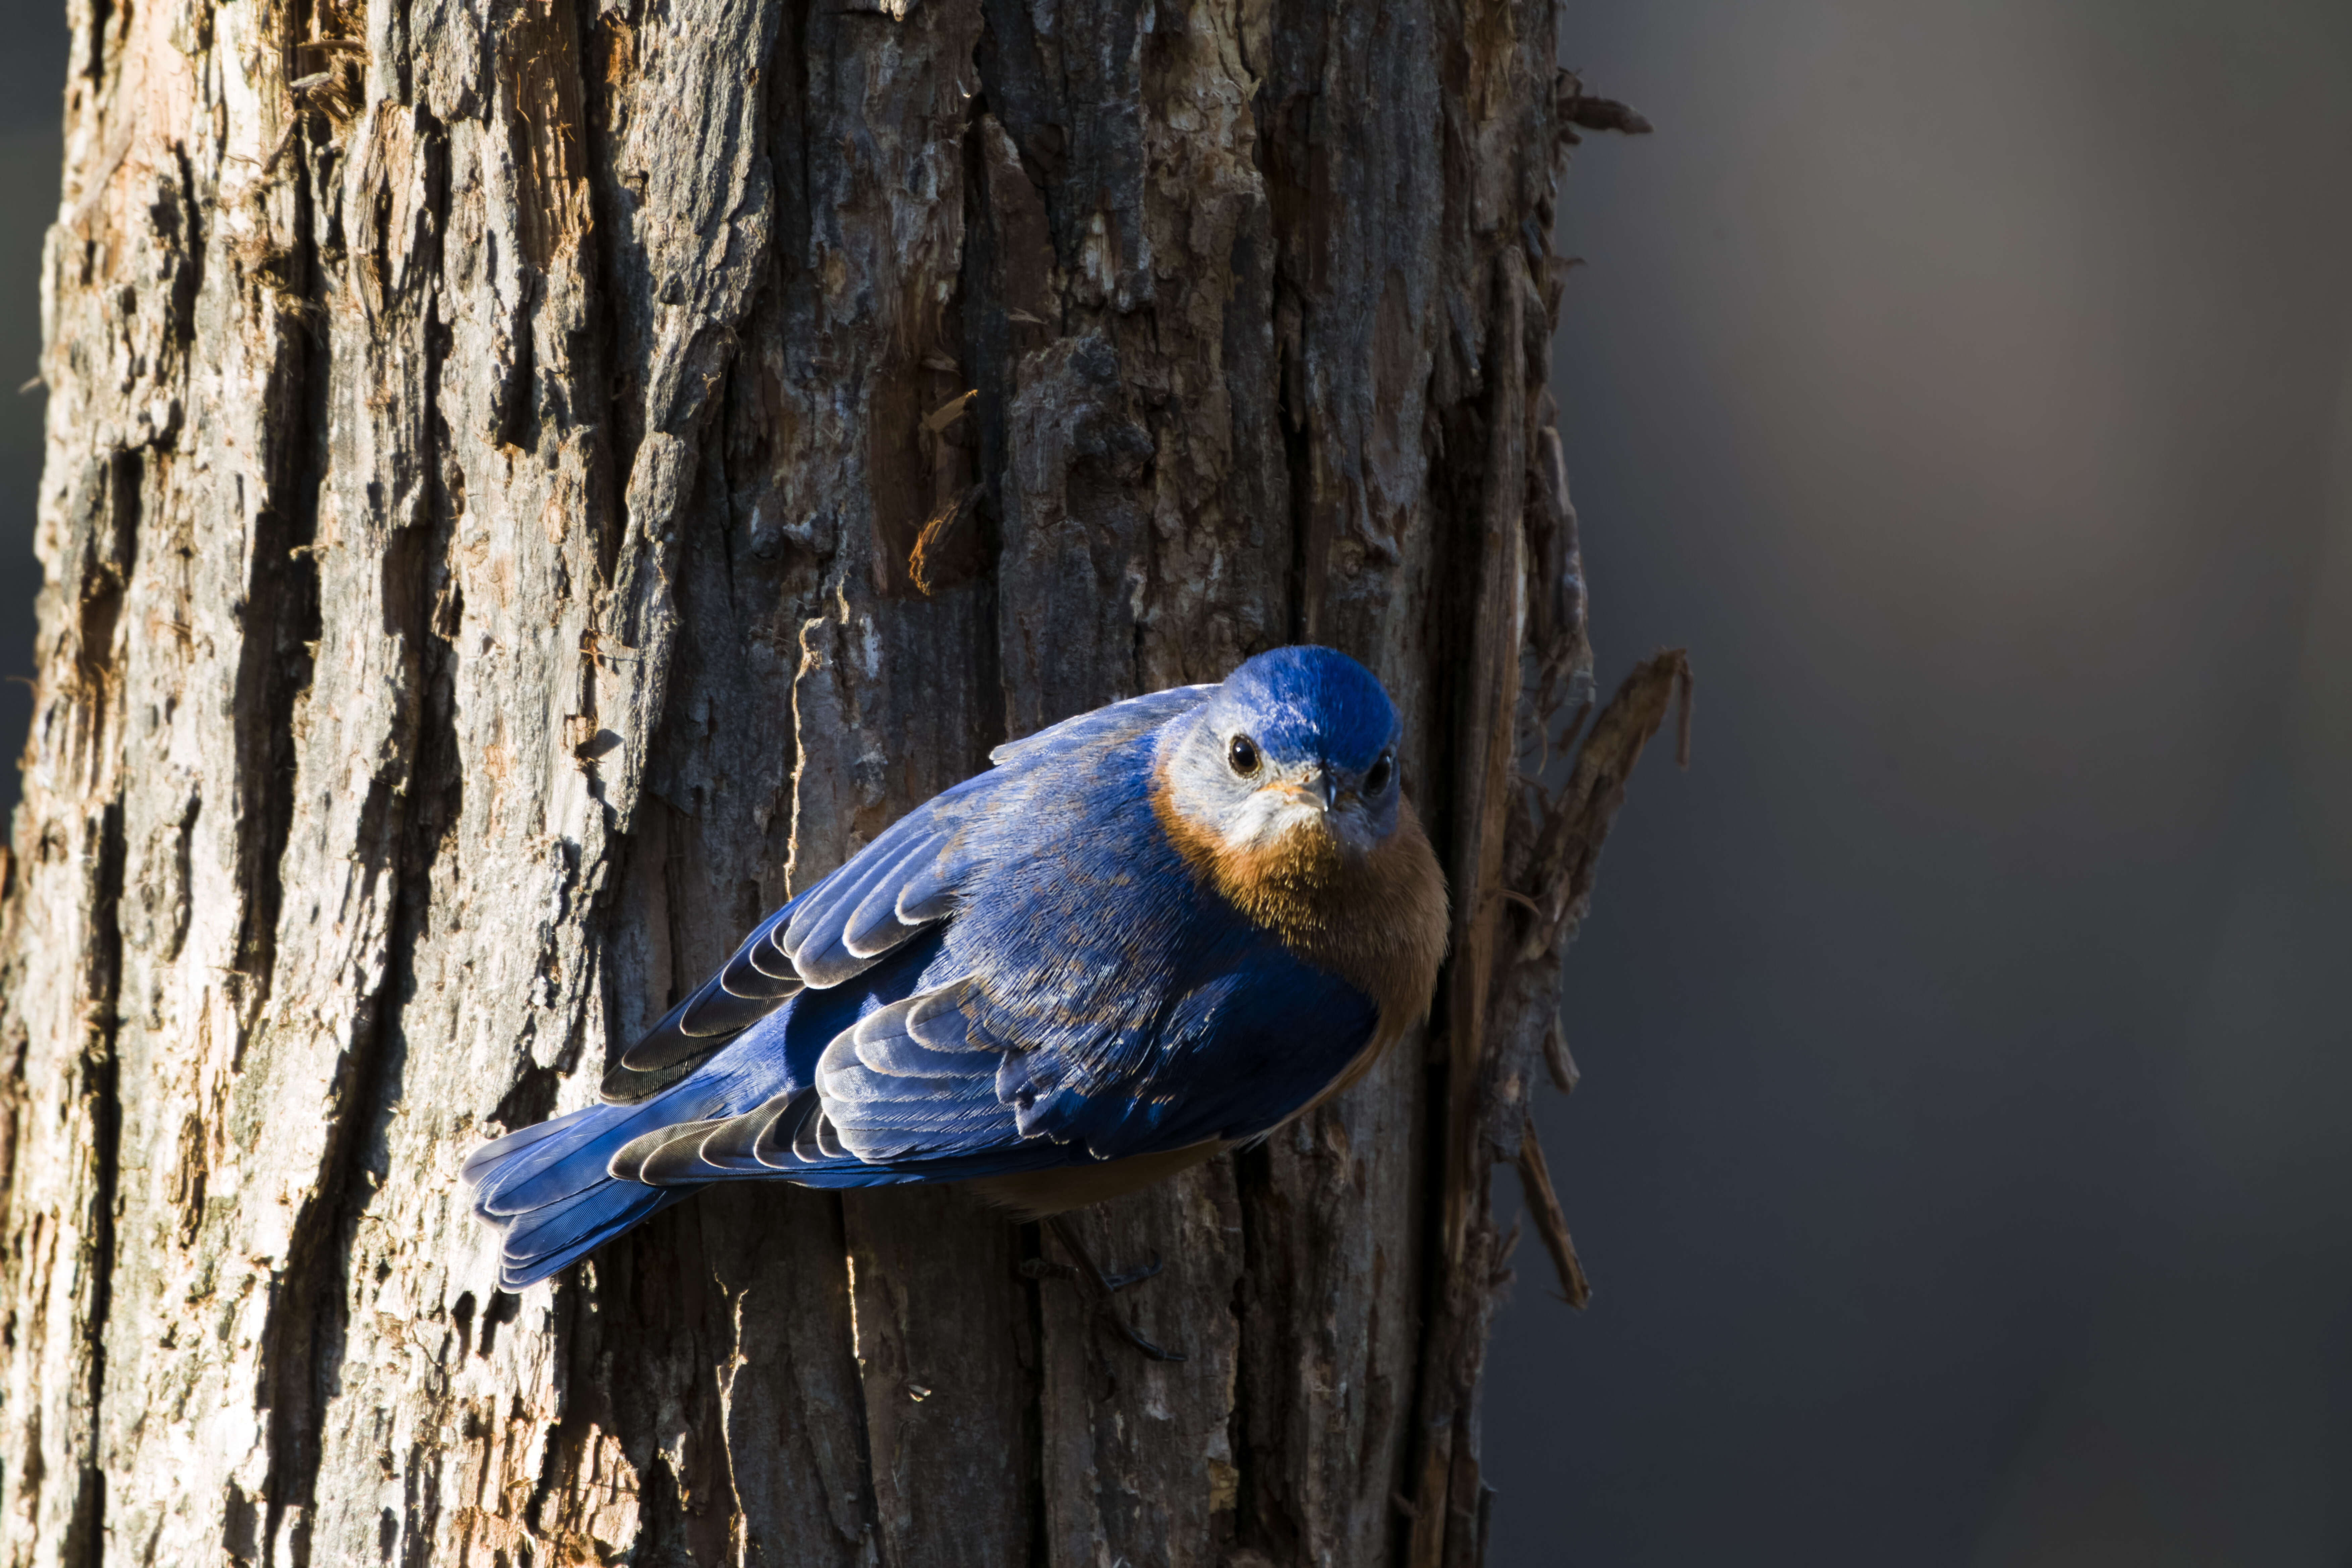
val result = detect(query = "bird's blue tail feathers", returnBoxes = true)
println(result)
[463,1097,707,1290]
[463,979,929,1288]
[462,1028,804,1288]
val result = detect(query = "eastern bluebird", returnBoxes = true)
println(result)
[464,645,1451,1322]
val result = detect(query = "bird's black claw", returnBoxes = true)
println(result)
[1041,1217,1188,1362]
[1098,1254,1164,1293]
[1110,1317,1186,1362]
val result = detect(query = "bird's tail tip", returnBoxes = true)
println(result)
[463,1101,696,1290]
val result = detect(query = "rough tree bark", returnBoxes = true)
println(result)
[0,0,1674,1562]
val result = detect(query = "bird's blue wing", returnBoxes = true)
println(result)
[973,948,1378,1155]
[601,776,991,1101]
[606,945,1375,1191]
[987,684,1217,768]
[593,963,1053,1188]
[601,682,1223,1105]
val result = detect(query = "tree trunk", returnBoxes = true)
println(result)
[0,0,1674,1563]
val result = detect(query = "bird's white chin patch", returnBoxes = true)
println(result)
[1220,796,1378,859]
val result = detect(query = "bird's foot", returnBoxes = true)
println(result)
[1037,1215,1187,1362]
[1098,1255,1165,1293]
[1017,1253,1161,1292]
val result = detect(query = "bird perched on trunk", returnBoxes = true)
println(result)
[465,645,1448,1348]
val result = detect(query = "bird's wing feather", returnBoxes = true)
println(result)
[600,777,991,1102]
[603,686,1219,1105]
[987,684,1217,767]
[624,945,1372,1189]
[772,942,1373,1177]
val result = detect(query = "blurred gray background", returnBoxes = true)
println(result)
[1491,1,2352,1563]
[3,2,2345,1563]
[0,5,64,822]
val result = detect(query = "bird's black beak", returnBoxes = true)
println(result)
[1315,765,1338,811]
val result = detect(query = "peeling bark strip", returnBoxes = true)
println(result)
[0,0,1657,1561]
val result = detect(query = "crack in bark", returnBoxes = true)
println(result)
[246,70,341,1558]
[60,799,124,1568]
[228,87,327,1034]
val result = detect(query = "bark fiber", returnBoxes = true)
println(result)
[0,0,1663,1562]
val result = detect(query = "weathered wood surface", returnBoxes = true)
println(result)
[0,0,1660,1562]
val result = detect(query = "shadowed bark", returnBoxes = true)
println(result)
[0,0,1662,1561]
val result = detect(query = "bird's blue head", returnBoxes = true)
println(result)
[1159,646,1404,862]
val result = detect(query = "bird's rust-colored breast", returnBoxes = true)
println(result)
[1149,774,1451,1043]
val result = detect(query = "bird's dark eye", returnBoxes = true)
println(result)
[1228,734,1261,776]
[1366,751,1394,794]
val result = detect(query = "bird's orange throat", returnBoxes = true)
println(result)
[1151,778,1451,1036]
